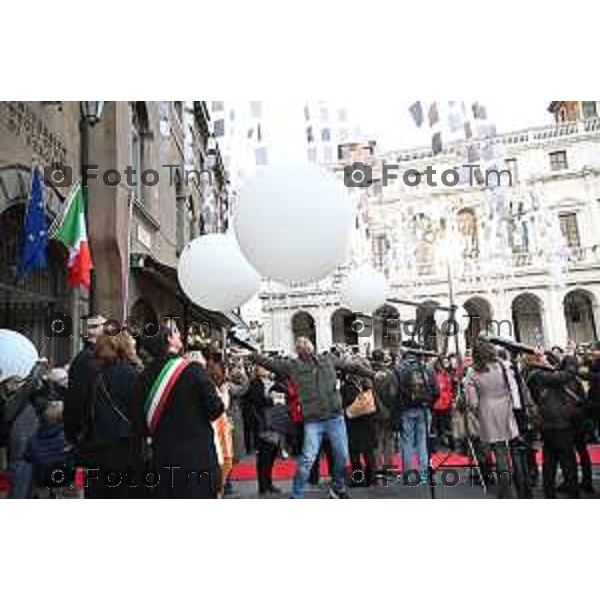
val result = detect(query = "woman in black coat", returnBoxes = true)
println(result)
[342,370,378,488]
[85,332,146,499]
[137,326,224,499]
[245,364,284,496]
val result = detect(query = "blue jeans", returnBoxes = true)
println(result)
[292,414,349,499]
[8,459,33,499]
[401,408,430,482]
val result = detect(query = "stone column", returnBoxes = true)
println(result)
[316,307,332,354]
[546,287,568,347]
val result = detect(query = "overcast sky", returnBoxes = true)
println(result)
[349,99,553,151]
[256,100,555,166]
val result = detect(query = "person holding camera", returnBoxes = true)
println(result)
[522,348,580,499]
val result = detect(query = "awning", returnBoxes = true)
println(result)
[228,334,257,353]
[130,252,235,329]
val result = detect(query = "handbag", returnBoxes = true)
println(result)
[345,388,377,419]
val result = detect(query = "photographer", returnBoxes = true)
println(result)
[3,361,48,498]
[522,348,580,499]
[557,348,594,494]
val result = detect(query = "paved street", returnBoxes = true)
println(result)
[227,463,600,499]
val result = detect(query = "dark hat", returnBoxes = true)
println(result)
[138,325,171,359]
[371,349,385,363]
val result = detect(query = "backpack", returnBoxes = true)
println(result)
[394,360,437,411]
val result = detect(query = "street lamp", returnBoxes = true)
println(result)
[437,229,463,355]
[80,101,105,126]
[78,101,105,321]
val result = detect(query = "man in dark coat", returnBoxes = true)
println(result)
[523,351,579,499]
[64,315,106,445]
[138,326,224,499]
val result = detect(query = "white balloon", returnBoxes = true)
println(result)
[234,164,355,284]
[177,234,260,312]
[341,265,387,314]
[0,329,39,380]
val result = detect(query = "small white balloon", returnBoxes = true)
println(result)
[235,164,354,284]
[177,234,260,312]
[0,329,39,380]
[341,265,387,314]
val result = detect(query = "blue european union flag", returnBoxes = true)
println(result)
[17,166,48,280]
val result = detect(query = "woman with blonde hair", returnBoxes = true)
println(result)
[84,331,145,498]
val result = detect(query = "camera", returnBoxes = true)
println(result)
[351,313,373,339]
[43,162,73,188]
[44,311,73,339]
[343,162,373,188]
[40,464,76,490]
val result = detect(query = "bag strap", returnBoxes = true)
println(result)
[97,373,131,426]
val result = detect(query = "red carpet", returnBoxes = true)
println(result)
[229,445,600,481]
[2,447,600,490]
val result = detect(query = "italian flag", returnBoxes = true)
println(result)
[51,182,93,289]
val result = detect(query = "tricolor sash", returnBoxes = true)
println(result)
[144,357,189,433]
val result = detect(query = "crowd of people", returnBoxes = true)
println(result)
[2,315,600,499]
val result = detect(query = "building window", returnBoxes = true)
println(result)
[307,148,317,163]
[304,104,310,121]
[505,158,518,183]
[582,101,597,120]
[324,146,333,163]
[549,150,568,171]
[212,101,224,112]
[229,109,235,121]
[174,101,183,122]
[306,126,314,143]
[176,197,187,254]
[559,213,581,248]
[319,106,329,121]
[321,128,331,142]
[338,108,347,122]
[257,123,262,142]
[250,101,262,118]
[214,119,225,137]
[255,147,268,165]
[131,102,149,204]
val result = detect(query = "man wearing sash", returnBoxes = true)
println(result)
[138,325,224,499]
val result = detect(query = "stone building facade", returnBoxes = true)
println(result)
[0,101,236,364]
[260,109,600,355]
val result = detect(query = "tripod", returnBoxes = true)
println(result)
[429,404,488,498]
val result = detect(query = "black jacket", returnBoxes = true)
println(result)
[64,344,96,444]
[524,364,575,431]
[137,357,224,498]
[91,360,139,447]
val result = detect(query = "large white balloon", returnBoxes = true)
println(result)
[0,329,39,380]
[177,234,260,312]
[341,265,387,314]
[234,164,355,284]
